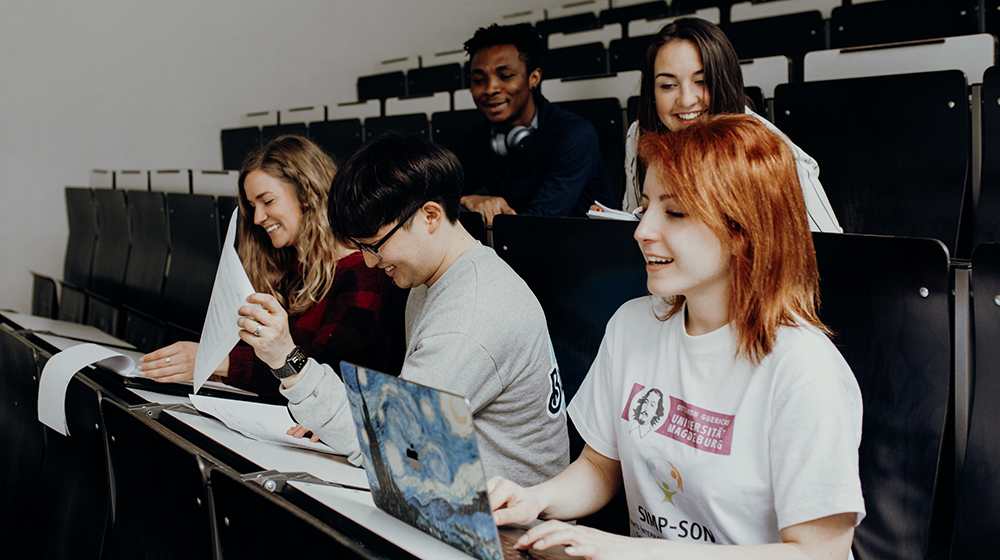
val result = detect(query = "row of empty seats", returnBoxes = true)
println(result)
[36,187,239,351]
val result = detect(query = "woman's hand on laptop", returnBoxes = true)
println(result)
[487,476,543,527]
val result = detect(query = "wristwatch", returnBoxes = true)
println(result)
[271,346,307,379]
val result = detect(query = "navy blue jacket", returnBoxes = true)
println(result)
[457,92,615,217]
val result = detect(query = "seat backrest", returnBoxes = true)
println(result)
[555,97,626,205]
[407,63,464,97]
[85,294,120,337]
[0,329,45,558]
[220,126,261,171]
[385,91,450,116]
[830,0,981,50]
[28,361,110,559]
[541,71,641,106]
[161,193,220,332]
[31,272,59,319]
[775,70,970,256]
[812,232,952,560]
[542,42,609,80]
[64,187,97,290]
[364,113,430,140]
[357,71,406,101]
[261,123,307,145]
[150,169,191,194]
[973,66,1000,248]
[722,10,825,81]
[951,242,1000,557]
[731,0,839,20]
[492,215,646,401]
[90,188,132,302]
[430,109,485,156]
[740,55,789,100]
[102,399,214,560]
[122,190,169,315]
[309,118,364,164]
[600,1,669,30]
[58,281,88,324]
[536,10,600,37]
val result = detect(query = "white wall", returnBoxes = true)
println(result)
[0,0,541,312]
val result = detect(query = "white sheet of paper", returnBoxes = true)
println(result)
[586,200,640,221]
[193,212,256,393]
[38,343,135,436]
[188,394,339,455]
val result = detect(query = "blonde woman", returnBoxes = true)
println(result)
[140,135,394,397]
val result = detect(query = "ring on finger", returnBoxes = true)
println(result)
[252,323,263,337]
[165,357,171,363]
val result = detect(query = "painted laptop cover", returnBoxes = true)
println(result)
[341,361,504,560]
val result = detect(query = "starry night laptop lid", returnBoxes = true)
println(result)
[341,362,573,560]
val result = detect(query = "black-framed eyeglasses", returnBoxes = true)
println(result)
[349,207,420,261]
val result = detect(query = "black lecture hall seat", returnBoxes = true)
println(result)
[536,12,600,38]
[30,271,59,319]
[599,1,669,33]
[407,63,464,97]
[89,188,132,302]
[364,113,429,140]
[63,186,97,290]
[541,42,609,79]
[775,70,970,257]
[357,71,406,102]
[974,66,1000,248]
[209,467,372,559]
[950,243,1000,558]
[492,216,646,402]
[813,232,952,560]
[309,118,364,164]
[102,398,214,560]
[28,349,112,560]
[829,0,980,49]
[261,122,307,145]
[430,108,485,156]
[722,10,825,83]
[220,126,261,171]
[160,193,221,334]
[0,329,46,559]
[556,97,626,206]
[122,190,169,316]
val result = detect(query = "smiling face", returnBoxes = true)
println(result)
[354,208,436,290]
[470,44,541,131]
[634,165,730,318]
[243,169,304,250]
[654,39,711,133]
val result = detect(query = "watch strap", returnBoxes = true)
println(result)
[271,346,307,379]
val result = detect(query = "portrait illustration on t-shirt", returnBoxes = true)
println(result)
[647,456,684,506]
[629,387,666,437]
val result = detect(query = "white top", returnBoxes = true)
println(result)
[569,298,865,550]
[622,109,843,233]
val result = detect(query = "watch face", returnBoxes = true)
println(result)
[289,348,307,371]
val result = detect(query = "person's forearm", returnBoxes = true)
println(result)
[534,445,623,520]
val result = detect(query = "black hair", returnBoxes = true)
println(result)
[464,23,547,72]
[328,133,463,240]
[637,18,749,134]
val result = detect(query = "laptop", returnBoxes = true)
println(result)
[341,361,573,560]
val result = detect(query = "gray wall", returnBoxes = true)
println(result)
[0,0,541,312]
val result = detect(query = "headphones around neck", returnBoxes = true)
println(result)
[489,109,540,157]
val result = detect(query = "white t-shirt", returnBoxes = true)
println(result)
[569,297,865,549]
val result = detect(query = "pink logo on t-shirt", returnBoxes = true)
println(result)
[657,396,736,455]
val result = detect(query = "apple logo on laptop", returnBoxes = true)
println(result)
[406,446,422,472]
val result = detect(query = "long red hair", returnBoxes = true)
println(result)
[638,114,828,363]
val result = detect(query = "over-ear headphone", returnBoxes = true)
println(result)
[490,126,533,156]
[489,110,540,157]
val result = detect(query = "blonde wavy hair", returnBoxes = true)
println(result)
[237,135,342,315]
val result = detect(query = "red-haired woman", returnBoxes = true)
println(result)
[491,114,864,559]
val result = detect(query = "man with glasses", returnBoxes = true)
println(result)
[248,134,570,487]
